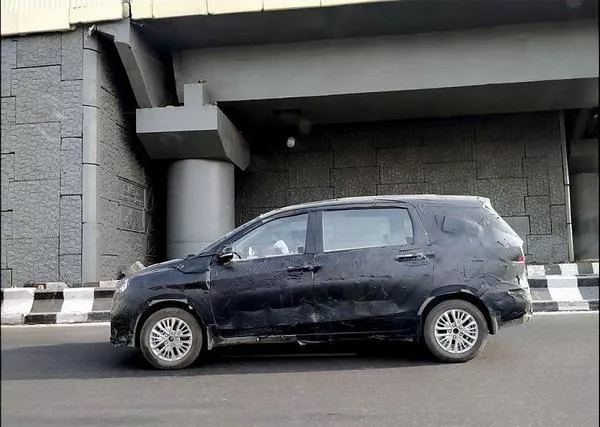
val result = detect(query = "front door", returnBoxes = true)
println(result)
[209,212,318,338]
[312,206,434,335]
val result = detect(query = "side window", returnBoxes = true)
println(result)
[230,214,308,260]
[322,208,414,252]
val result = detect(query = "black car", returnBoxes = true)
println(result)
[110,195,532,369]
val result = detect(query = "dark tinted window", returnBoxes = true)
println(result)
[322,208,413,252]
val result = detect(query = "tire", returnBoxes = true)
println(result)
[422,299,488,363]
[139,307,203,370]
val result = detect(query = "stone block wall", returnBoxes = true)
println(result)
[1,30,162,286]
[1,31,84,287]
[94,38,162,280]
[236,112,570,264]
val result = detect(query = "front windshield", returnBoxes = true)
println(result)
[190,217,262,257]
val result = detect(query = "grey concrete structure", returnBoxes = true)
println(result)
[172,20,598,121]
[571,172,599,260]
[1,2,598,286]
[167,159,235,258]
[570,148,599,261]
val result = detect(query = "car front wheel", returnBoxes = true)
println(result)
[423,299,488,363]
[140,307,203,370]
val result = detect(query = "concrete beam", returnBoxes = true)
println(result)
[173,20,599,103]
[136,84,250,170]
[96,20,170,108]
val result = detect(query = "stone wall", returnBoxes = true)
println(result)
[0,30,162,287]
[1,30,84,287]
[236,112,570,264]
[95,38,162,280]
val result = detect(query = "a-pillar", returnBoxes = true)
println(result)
[166,159,235,259]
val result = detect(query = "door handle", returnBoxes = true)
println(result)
[287,264,321,273]
[395,253,425,261]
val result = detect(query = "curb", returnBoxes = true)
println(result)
[526,262,599,278]
[533,300,599,312]
[21,280,118,290]
[1,288,113,325]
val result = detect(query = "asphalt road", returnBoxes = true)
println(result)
[1,313,598,427]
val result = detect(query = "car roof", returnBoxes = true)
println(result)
[259,194,489,220]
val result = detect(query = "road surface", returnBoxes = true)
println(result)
[1,313,598,427]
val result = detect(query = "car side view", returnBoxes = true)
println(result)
[110,195,533,370]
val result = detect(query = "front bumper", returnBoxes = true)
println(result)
[110,293,139,347]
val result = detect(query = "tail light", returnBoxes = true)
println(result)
[515,255,526,265]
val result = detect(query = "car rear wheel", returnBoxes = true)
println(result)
[423,299,488,363]
[140,307,203,370]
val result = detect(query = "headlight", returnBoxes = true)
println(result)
[115,278,129,294]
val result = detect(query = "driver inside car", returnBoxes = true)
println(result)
[263,231,290,256]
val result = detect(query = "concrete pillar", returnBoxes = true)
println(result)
[167,159,235,259]
[571,172,599,261]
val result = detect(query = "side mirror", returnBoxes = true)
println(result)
[217,246,235,264]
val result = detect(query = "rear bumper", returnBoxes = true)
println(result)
[484,287,533,329]
[498,288,533,327]
[499,309,533,329]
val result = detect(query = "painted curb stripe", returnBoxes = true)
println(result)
[526,262,599,278]
[30,296,63,314]
[532,301,559,312]
[577,276,599,286]
[579,286,600,301]
[526,265,546,278]
[87,311,110,322]
[530,288,552,301]
[0,288,35,319]
[559,263,580,276]
[57,288,95,324]
[557,300,589,311]
[25,313,58,325]
[57,313,89,324]
[546,276,584,302]
[528,276,599,288]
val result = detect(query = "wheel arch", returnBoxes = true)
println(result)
[134,299,208,348]
[417,292,497,337]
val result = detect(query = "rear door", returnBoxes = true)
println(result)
[312,204,434,335]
